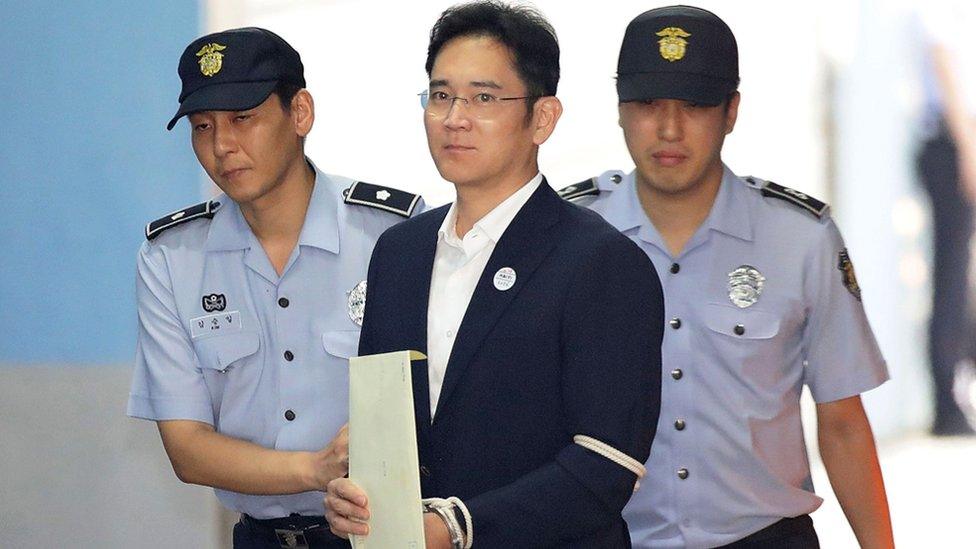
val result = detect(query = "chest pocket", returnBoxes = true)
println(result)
[322,330,360,360]
[195,331,261,372]
[704,303,780,339]
[702,303,788,387]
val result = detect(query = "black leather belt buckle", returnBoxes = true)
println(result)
[274,529,309,548]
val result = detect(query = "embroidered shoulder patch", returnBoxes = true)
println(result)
[837,248,862,301]
[343,181,421,218]
[759,181,828,219]
[557,178,599,201]
[146,200,220,240]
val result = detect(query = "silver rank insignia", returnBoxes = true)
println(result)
[347,281,367,326]
[728,265,765,308]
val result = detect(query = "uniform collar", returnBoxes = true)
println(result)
[702,165,754,243]
[599,170,647,233]
[205,195,251,251]
[204,159,340,253]
[603,165,754,243]
[297,161,340,254]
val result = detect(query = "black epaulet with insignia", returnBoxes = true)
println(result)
[146,200,220,241]
[557,178,599,201]
[343,181,421,217]
[755,178,828,219]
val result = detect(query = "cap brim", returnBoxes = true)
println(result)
[616,72,733,106]
[166,80,278,130]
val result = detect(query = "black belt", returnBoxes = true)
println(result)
[239,514,342,549]
[720,515,819,548]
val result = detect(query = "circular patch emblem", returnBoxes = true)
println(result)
[493,267,517,291]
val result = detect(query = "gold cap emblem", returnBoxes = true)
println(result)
[196,43,227,77]
[655,27,691,62]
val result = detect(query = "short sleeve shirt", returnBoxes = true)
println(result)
[579,166,888,548]
[127,163,419,518]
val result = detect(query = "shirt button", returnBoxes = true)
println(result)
[677,468,689,480]
[670,263,680,274]
[734,324,745,336]
[611,173,622,184]
[669,317,681,329]
[284,410,296,421]
[674,419,686,431]
[447,330,454,338]
[671,368,683,380]
[278,297,290,308]
[284,350,294,361]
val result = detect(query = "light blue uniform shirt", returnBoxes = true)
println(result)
[576,166,888,548]
[127,163,421,518]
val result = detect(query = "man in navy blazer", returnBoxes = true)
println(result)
[325,2,664,547]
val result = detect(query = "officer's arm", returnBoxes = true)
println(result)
[816,395,894,549]
[460,237,663,546]
[131,243,349,494]
[157,420,347,495]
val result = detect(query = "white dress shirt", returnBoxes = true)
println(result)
[426,173,543,417]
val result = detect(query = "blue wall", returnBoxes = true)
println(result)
[0,3,202,364]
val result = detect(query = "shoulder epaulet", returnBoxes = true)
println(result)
[343,181,421,218]
[752,177,828,219]
[146,200,220,241]
[557,178,600,201]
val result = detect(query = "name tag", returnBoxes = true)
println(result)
[190,310,242,339]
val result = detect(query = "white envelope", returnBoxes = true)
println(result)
[348,350,427,549]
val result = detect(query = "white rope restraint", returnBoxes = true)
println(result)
[574,435,647,491]
[446,496,473,549]
[422,497,472,549]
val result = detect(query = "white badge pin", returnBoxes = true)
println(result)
[493,267,516,291]
[727,265,765,308]
[347,280,367,326]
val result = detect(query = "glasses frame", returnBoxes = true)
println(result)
[418,90,541,118]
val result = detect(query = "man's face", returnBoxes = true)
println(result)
[188,93,306,205]
[619,94,739,196]
[423,35,546,190]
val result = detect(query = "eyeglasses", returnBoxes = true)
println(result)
[419,90,539,119]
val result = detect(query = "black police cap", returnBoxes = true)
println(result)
[167,27,305,130]
[617,5,738,106]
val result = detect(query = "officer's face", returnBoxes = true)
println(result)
[423,35,561,191]
[188,92,312,206]
[618,94,739,196]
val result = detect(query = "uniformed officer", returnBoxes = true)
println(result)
[127,27,422,548]
[561,6,895,548]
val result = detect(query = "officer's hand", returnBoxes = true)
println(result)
[324,477,369,538]
[308,424,348,489]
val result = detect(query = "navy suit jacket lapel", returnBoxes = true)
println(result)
[433,181,561,420]
[401,207,447,430]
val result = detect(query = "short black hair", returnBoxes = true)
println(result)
[425,0,559,113]
[273,81,303,113]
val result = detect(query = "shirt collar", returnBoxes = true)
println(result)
[599,170,647,233]
[602,166,753,242]
[204,195,250,251]
[297,161,340,254]
[701,165,754,242]
[437,173,543,248]
[204,159,340,253]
